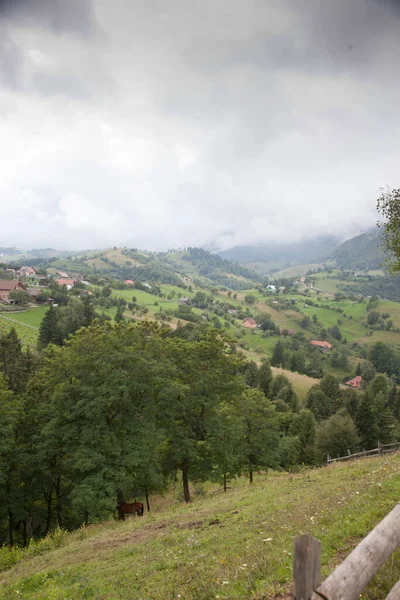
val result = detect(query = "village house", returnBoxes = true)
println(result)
[228,308,237,315]
[345,375,363,389]
[266,285,277,293]
[0,280,27,302]
[242,317,257,329]
[124,279,134,285]
[178,297,189,304]
[56,278,77,290]
[17,266,36,277]
[310,340,332,353]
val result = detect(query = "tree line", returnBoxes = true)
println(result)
[1,312,400,549]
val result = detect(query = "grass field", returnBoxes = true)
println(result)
[272,264,323,279]
[4,306,48,328]
[0,315,38,346]
[1,454,399,599]
[300,305,368,342]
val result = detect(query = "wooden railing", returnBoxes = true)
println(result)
[293,502,400,600]
[327,442,399,464]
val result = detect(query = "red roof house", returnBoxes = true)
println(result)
[124,279,134,285]
[310,340,332,351]
[56,278,77,290]
[345,375,363,389]
[0,280,27,302]
[243,318,257,329]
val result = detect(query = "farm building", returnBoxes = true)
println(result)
[56,278,77,290]
[0,280,27,302]
[310,340,332,352]
[124,279,134,285]
[243,317,257,329]
[345,375,363,389]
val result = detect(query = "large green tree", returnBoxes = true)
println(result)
[377,187,400,272]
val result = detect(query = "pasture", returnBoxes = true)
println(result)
[1,454,399,599]
[0,315,38,346]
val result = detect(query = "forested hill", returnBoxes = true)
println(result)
[328,229,387,271]
[218,236,340,274]
[163,247,267,288]
[2,246,264,290]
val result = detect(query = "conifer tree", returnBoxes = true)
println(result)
[37,306,60,350]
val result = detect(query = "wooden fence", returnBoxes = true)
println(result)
[293,502,400,600]
[327,441,399,464]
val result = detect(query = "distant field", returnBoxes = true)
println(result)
[301,304,368,341]
[0,315,38,346]
[273,263,323,279]
[85,257,113,270]
[7,306,48,328]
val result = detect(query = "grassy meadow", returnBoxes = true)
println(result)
[1,454,399,600]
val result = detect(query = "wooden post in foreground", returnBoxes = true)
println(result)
[311,502,400,600]
[293,534,321,600]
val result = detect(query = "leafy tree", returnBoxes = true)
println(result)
[306,350,324,378]
[244,294,256,304]
[328,324,342,340]
[240,360,259,388]
[278,436,301,470]
[319,374,341,405]
[289,409,316,464]
[257,358,273,396]
[9,290,30,306]
[306,388,330,422]
[316,413,359,460]
[159,332,243,502]
[235,389,279,483]
[271,340,285,367]
[369,342,400,380]
[114,305,125,323]
[377,187,400,272]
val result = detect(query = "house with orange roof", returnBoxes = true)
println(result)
[243,317,257,329]
[345,375,363,389]
[310,340,332,353]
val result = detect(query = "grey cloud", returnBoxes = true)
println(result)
[0,0,398,251]
[0,30,24,88]
[0,0,98,36]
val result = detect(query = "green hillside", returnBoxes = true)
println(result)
[1,454,399,600]
[328,229,386,271]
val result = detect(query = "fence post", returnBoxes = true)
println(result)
[293,534,321,600]
[378,441,382,455]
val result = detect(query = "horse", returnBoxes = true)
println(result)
[117,501,144,520]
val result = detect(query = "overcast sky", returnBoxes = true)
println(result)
[1,0,399,251]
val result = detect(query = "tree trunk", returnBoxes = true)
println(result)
[44,490,52,535]
[145,489,150,512]
[22,520,28,548]
[181,458,191,502]
[249,468,253,484]
[83,510,89,526]
[55,477,62,527]
[8,511,14,548]
[223,473,227,492]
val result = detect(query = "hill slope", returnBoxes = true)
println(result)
[1,454,399,599]
[328,229,386,271]
[218,236,340,274]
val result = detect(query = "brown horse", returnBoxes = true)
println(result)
[117,501,144,520]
